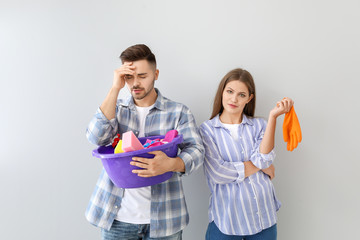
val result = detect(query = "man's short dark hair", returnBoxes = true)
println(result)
[120,44,156,69]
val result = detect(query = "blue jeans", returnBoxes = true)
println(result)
[101,220,182,240]
[205,221,277,240]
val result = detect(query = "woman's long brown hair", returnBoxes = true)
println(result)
[210,68,256,119]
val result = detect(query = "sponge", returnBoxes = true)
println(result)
[114,140,124,154]
[121,131,144,152]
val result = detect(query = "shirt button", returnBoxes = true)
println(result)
[241,151,244,154]
[115,206,118,209]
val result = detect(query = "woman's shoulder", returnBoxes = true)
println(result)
[249,116,267,124]
[200,115,219,128]
[246,116,268,131]
[200,119,213,129]
[199,118,221,138]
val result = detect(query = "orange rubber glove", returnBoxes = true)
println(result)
[282,106,294,143]
[283,106,302,151]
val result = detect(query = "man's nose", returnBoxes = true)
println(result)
[133,76,141,85]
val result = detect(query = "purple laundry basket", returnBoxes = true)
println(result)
[92,134,183,188]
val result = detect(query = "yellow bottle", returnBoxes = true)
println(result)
[114,140,124,154]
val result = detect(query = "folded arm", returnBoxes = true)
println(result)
[200,123,271,184]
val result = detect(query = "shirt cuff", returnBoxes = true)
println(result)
[251,148,276,169]
[95,107,117,127]
[233,162,245,183]
[177,151,193,176]
[260,149,276,161]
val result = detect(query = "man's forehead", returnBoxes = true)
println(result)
[127,60,149,67]
[125,59,156,72]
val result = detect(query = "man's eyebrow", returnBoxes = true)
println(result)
[137,73,147,76]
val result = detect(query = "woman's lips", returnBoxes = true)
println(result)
[228,104,237,108]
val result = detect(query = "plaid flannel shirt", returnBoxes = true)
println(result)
[85,89,204,238]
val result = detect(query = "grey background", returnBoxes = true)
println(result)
[1,0,360,239]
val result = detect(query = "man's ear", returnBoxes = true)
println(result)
[155,69,159,80]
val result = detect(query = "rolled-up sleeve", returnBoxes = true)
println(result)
[200,123,246,184]
[176,106,205,176]
[249,119,276,169]
[86,107,119,146]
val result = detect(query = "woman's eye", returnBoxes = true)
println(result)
[227,90,233,94]
[240,94,246,97]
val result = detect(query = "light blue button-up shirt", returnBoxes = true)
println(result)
[199,114,281,236]
[85,89,204,238]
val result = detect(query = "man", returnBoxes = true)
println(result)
[86,44,204,239]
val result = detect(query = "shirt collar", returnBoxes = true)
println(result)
[120,88,166,111]
[211,113,254,128]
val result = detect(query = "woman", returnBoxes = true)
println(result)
[199,68,293,240]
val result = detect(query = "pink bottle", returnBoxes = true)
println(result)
[121,131,144,152]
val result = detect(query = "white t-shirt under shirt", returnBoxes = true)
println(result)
[115,103,154,224]
[221,122,240,140]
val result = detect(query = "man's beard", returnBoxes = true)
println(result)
[131,79,155,100]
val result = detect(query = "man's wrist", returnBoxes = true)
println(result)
[171,157,186,173]
[111,85,122,92]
